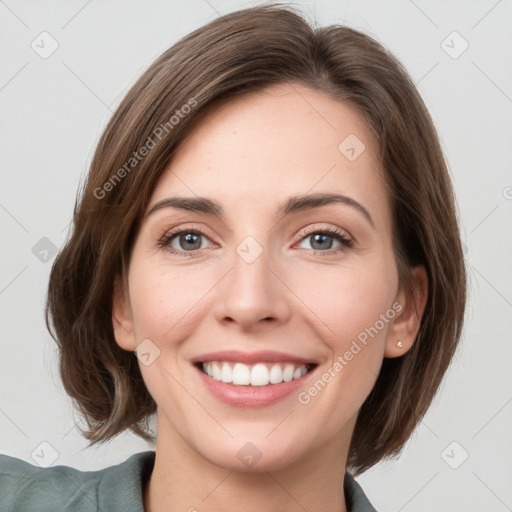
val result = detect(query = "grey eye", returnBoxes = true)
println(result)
[168,231,210,251]
[298,233,342,251]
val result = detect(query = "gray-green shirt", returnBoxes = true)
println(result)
[0,450,377,511]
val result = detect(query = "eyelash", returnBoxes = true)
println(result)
[296,226,354,255]
[157,225,354,257]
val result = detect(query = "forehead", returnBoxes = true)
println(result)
[149,82,390,228]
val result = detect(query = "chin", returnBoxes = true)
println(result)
[192,431,311,474]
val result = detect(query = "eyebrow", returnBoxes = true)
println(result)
[145,192,375,228]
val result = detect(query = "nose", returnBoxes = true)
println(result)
[213,244,291,331]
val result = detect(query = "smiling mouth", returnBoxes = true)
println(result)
[197,361,317,386]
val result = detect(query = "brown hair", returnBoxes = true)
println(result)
[46,3,466,475]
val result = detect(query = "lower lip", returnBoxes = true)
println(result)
[195,365,316,407]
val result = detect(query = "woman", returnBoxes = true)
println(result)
[0,4,466,511]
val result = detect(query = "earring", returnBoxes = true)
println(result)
[396,340,403,348]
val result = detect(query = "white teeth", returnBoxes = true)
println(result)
[201,361,311,386]
[232,362,250,385]
[251,363,269,386]
[220,362,232,383]
[269,364,282,384]
[211,362,221,381]
[282,364,295,382]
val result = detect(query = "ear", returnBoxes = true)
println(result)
[384,265,428,358]
[112,274,137,351]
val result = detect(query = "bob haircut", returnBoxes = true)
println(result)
[46,3,466,475]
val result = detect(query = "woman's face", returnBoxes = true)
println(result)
[113,82,415,472]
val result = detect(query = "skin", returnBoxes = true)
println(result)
[112,82,427,512]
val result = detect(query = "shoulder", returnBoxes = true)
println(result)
[0,450,155,512]
[344,472,379,512]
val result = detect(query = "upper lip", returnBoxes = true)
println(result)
[191,350,317,365]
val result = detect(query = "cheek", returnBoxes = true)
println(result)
[128,261,211,344]
[290,261,397,421]
[282,258,398,400]
[284,255,397,355]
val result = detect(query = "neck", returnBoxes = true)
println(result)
[144,413,352,512]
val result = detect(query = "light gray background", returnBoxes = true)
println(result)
[1,1,511,511]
